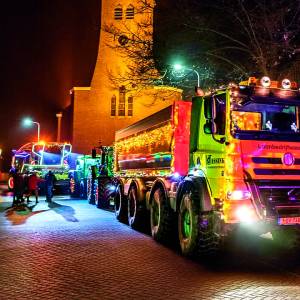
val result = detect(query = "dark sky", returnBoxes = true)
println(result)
[0,0,101,169]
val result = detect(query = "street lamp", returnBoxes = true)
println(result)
[23,117,40,142]
[173,63,203,95]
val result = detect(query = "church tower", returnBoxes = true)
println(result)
[71,0,181,153]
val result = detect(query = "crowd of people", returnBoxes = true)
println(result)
[11,169,56,207]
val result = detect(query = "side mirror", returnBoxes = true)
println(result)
[204,97,217,120]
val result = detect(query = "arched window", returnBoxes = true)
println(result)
[127,96,133,116]
[111,95,116,116]
[114,6,123,20]
[126,5,134,19]
[118,86,126,116]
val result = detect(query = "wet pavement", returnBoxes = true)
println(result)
[1,186,300,299]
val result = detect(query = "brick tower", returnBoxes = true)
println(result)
[71,0,181,153]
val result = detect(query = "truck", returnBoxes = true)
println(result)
[95,76,300,256]
[9,141,73,194]
[69,146,114,203]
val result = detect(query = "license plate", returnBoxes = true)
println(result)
[278,216,300,225]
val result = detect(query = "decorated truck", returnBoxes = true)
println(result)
[9,141,73,193]
[70,147,114,204]
[96,76,300,256]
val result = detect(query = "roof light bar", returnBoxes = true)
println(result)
[260,76,271,88]
[282,78,291,89]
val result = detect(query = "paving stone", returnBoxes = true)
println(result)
[1,195,300,299]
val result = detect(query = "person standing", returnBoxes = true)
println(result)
[26,172,40,204]
[45,170,56,202]
[12,169,25,206]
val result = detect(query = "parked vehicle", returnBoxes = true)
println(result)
[94,76,300,256]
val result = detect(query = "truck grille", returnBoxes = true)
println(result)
[253,181,300,218]
[254,169,300,175]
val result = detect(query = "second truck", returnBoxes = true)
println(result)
[95,76,300,256]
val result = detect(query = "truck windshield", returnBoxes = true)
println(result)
[231,100,300,141]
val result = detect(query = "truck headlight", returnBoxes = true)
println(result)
[235,205,255,223]
[227,190,251,201]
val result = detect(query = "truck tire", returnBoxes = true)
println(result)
[178,191,199,257]
[127,184,142,229]
[97,177,111,209]
[197,211,222,258]
[150,186,174,244]
[114,185,127,223]
[178,184,222,258]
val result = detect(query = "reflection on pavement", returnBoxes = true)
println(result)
[5,204,49,225]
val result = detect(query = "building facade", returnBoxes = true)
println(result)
[71,0,181,154]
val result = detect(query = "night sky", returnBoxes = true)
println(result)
[0,0,101,169]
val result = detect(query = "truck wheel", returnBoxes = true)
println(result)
[178,191,199,257]
[150,186,174,244]
[197,211,222,257]
[97,178,110,209]
[114,185,127,223]
[128,184,143,229]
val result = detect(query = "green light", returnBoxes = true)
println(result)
[174,63,183,71]
[23,118,33,127]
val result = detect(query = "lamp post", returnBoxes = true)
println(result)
[173,64,203,95]
[56,112,63,142]
[23,118,40,142]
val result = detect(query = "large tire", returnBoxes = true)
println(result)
[127,184,141,229]
[97,177,111,209]
[114,185,127,223]
[178,191,199,257]
[197,211,222,257]
[178,184,222,258]
[150,186,175,244]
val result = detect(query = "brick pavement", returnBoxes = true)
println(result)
[1,195,300,300]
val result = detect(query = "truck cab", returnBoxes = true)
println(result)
[192,77,300,234]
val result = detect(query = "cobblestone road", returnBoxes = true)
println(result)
[1,191,300,300]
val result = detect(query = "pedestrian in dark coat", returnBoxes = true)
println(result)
[12,170,25,206]
[45,170,56,202]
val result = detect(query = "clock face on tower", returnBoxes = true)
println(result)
[118,34,129,46]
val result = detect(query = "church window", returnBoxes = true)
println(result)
[127,96,133,116]
[114,6,123,20]
[118,86,126,116]
[126,5,134,19]
[111,95,116,116]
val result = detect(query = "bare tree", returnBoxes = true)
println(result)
[103,0,300,94]
[181,0,300,80]
[103,0,161,91]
